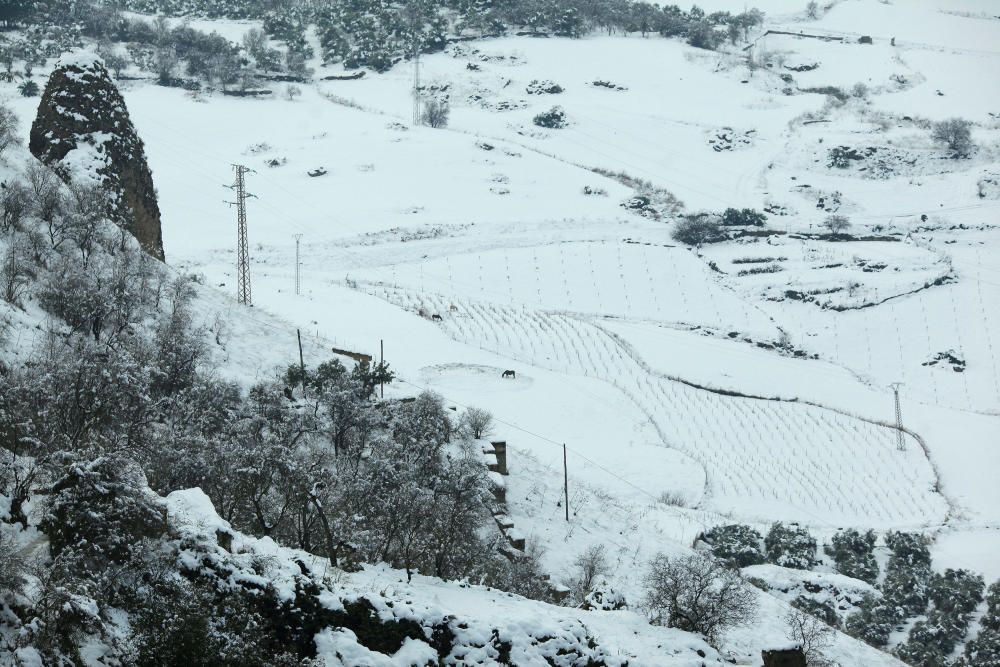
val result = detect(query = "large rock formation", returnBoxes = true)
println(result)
[29,52,164,260]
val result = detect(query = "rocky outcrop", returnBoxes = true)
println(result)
[29,51,164,260]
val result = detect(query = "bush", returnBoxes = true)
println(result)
[526,79,563,95]
[567,544,611,605]
[721,207,766,227]
[764,522,816,570]
[18,80,39,97]
[785,607,834,665]
[791,595,840,627]
[701,524,765,567]
[421,99,449,128]
[931,118,974,156]
[826,529,878,584]
[882,531,932,616]
[0,104,18,158]
[958,626,1000,666]
[822,214,851,236]
[928,568,984,616]
[41,456,167,568]
[845,595,895,648]
[533,106,568,129]
[686,21,721,50]
[895,610,966,665]
[460,406,493,439]
[644,552,758,646]
[672,215,723,246]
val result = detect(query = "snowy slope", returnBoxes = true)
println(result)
[2,0,997,662]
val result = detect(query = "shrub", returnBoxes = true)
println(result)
[460,406,493,439]
[785,607,834,665]
[18,80,39,97]
[0,533,26,594]
[0,104,18,158]
[533,106,567,129]
[525,79,563,95]
[764,522,816,570]
[644,552,758,646]
[826,529,878,584]
[895,610,966,665]
[687,21,721,50]
[882,531,932,617]
[845,595,896,648]
[822,214,851,236]
[567,544,611,605]
[931,118,974,156]
[958,626,1000,666]
[41,456,167,568]
[701,524,765,568]
[421,99,449,128]
[791,595,840,627]
[928,568,984,616]
[672,215,723,246]
[721,207,767,227]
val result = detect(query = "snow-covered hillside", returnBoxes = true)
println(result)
[2,0,998,664]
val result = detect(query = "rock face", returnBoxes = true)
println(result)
[762,648,807,667]
[29,52,164,260]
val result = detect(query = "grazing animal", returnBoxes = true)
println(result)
[502,370,516,379]
[431,314,443,321]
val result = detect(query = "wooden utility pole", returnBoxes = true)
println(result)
[563,444,569,521]
[380,338,385,398]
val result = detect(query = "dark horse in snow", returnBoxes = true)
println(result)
[501,370,516,379]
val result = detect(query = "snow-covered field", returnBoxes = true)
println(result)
[2,0,998,662]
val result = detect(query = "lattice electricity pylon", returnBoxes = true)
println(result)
[891,382,905,450]
[226,164,256,306]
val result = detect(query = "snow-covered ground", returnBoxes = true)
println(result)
[2,0,998,662]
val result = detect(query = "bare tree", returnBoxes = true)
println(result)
[569,544,611,604]
[806,1,820,19]
[461,407,494,439]
[644,553,758,646]
[785,608,835,665]
[1,233,30,306]
[822,214,851,237]
[154,45,179,84]
[0,104,19,158]
[421,99,450,129]
[285,84,302,102]
[242,28,268,61]
[1,179,29,231]
[932,118,974,157]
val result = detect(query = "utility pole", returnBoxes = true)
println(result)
[380,339,385,399]
[891,383,905,450]
[228,164,255,306]
[412,42,421,125]
[563,444,569,522]
[293,233,303,295]
[409,1,421,125]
